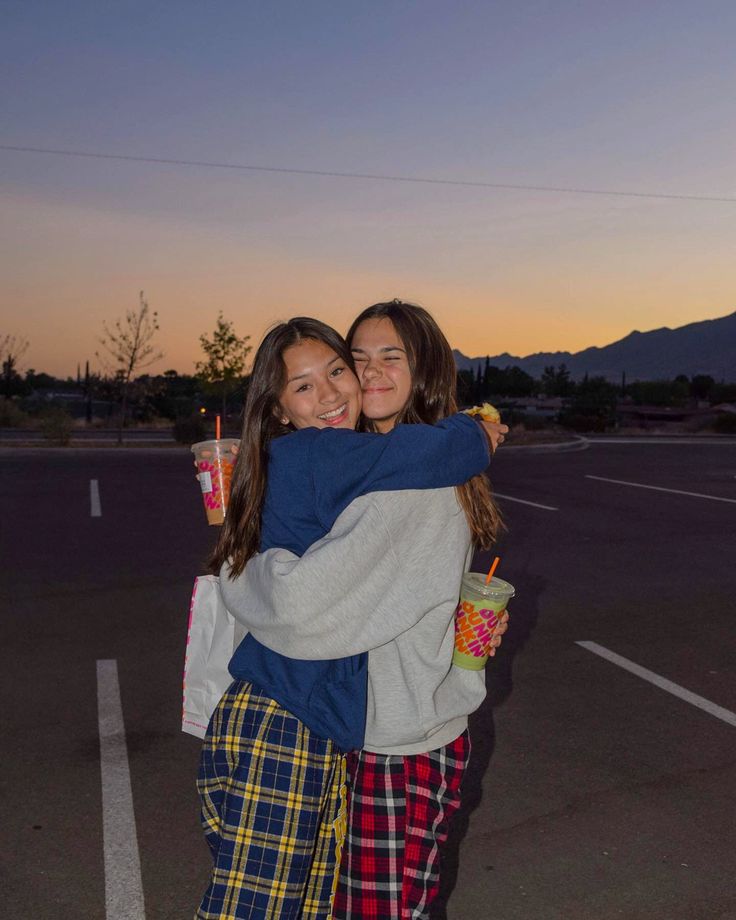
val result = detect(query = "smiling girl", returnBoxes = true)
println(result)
[195,316,503,920]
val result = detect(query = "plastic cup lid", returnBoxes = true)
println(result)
[462,572,515,599]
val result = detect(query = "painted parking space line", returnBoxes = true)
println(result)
[588,437,735,445]
[585,474,736,505]
[90,479,102,517]
[577,641,736,729]
[97,660,146,920]
[494,492,559,511]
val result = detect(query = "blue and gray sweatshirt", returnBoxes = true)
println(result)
[223,413,489,751]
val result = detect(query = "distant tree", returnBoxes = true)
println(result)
[482,364,502,397]
[541,363,573,397]
[709,382,736,404]
[627,379,688,408]
[122,373,169,423]
[97,291,163,443]
[82,360,92,423]
[560,375,618,432]
[482,356,490,387]
[25,368,58,391]
[1,334,30,397]
[470,363,483,402]
[690,374,715,400]
[456,369,475,407]
[146,371,202,420]
[196,312,252,421]
[496,366,536,397]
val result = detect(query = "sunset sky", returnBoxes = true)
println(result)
[2,1,735,378]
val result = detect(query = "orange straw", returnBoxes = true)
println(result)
[485,555,501,585]
[215,414,221,440]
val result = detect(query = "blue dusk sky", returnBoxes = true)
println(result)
[1,0,735,376]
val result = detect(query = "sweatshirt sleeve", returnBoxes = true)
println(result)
[311,412,489,531]
[219,495,448,659]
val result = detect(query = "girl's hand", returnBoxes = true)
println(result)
[487,610,509,657]
[193,441,240,471]
[480,420,509,453]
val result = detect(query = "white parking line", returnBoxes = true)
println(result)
[588,437,734,445]
[90,479,102,517]
[585,474,736,505]
[97,660,146,920]
[577,642,736,729]
[494,492,559,511]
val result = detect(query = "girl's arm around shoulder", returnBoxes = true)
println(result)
[310,413,491,530]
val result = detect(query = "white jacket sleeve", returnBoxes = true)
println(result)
[219,492,459,659]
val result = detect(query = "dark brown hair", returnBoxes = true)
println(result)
[209,317,357,577]
[347,300,503,548]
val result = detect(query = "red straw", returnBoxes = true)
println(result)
[215,415,221,440]
[485,555,501,585]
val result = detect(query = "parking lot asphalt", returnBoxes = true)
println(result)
[1,441,735,920]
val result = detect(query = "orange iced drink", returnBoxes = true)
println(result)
[453,572,514,670]
[191,439,239,525]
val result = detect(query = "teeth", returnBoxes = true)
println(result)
[319,403,347,420]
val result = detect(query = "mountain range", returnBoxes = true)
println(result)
[453,310,736,382]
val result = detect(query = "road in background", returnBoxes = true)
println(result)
[0,428,179,442]
[1,442,734,920]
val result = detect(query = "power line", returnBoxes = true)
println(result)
[2,142,735,204]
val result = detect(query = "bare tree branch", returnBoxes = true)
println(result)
[1,334,30,396]
[96,292,163,442]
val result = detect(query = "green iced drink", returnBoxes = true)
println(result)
[452,573,515,670]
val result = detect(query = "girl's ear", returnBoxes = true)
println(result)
[274,404,290,426]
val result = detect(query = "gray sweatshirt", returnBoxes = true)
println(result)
[220,488,487,755]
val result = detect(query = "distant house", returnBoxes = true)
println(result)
[24,388,113,420]
[496,397,565,419]
[614,401,730,430]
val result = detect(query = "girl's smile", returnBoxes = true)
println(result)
[350,317,412,433]
[278,338,362,431]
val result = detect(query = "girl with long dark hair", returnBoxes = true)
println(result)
[225,300,506,919]
[196,315,502,920]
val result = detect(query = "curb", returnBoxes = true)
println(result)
[501,435,589,453]
[0,442,185,452]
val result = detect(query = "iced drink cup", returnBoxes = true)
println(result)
[191,438,239,525]
[452,572,515,670]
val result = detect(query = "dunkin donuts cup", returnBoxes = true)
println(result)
[191,439,239,525]
[452,572,515,670]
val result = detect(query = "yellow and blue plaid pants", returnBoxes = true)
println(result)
[196,680,348,920]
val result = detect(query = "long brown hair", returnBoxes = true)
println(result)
[347,300,503,548]
[210,317,357,577]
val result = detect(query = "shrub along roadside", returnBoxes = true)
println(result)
[0,398,31,428]
[40,407,74,445]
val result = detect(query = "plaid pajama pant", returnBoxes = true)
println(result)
[333,731,470,920]
[196,680,348,920]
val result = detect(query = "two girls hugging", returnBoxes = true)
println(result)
[195,300,508,920]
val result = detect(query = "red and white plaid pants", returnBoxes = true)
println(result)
[332,731,470,920]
